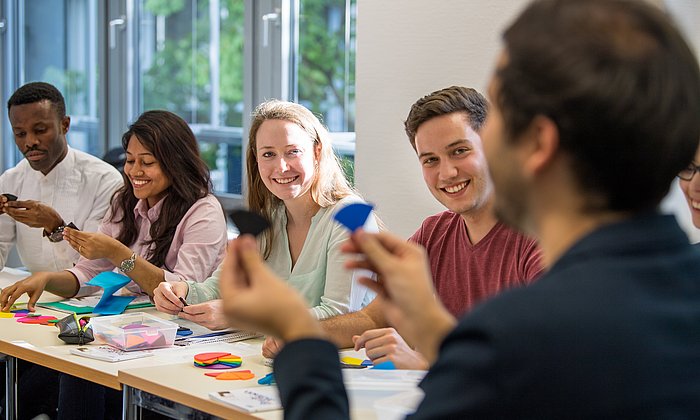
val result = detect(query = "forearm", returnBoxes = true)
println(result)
[45,271,81,298]
[321,305,384,348]
[275,339,349,420]
[414,305,457,364]
[108,246,164,296]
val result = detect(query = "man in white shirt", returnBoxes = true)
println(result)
[0,81,123,272]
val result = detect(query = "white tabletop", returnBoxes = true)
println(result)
[0,268,421,418]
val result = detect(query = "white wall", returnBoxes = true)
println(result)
[355,0,700,242]
[355,0,528,238]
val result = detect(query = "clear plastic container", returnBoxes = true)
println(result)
[89,312,178,351]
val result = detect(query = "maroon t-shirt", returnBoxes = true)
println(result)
[410,211,544,317]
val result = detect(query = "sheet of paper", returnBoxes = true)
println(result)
[86,272,135,315]
[209,387,281,413]
[342,369,427,391]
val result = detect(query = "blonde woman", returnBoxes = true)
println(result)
[155,100,378,330]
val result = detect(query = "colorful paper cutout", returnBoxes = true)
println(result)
[258,372,276,385]
[0,312,13,318]
[16,315,57,325]
[371,360,396,370]
[194,352,243,369]
[205,370,255,380]
[85,272,136,315]
[229,209,270,237]
[333,203,374,232]
[340,356,364,366]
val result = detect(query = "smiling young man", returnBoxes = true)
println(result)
[0,82,123,272]
[262,87,543,368]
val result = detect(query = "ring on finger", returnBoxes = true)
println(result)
[79,245,83,253]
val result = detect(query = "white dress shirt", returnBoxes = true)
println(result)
[0,147,124,272]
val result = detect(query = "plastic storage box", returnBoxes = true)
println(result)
[89,312,178,351]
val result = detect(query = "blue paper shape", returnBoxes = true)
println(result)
[257,372,276,385]
[333,203,374,232]
[85,272,136,315]
[371,360,396,370]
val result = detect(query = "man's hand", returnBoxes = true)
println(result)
[154,281,189,315]
[219,235,323,342]
[63,228,124,261]
[353,328,429,370]
[342,230,456,364]
[3,200,63,232]
[262,336,284,359]
[179,300,229,330]
[0,272,51,312]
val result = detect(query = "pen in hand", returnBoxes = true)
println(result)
[179,296,188,311]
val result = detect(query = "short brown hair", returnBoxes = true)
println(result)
[497,0,700,212]
[404,86,488,150]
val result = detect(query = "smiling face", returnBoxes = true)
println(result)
[679,146,700,228]
[255,119,318,204]
[414,112,493,217]
[124,135,172,208]
[9,100,69,175]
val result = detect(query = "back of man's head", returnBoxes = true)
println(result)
[7,82,66,119]
[404,86,488,151]
[495,0,700,213]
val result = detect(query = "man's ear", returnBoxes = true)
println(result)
[61,116,71,135]
[520,115,559,176]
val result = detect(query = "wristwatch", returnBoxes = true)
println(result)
[44,222,77,243]
[44,225,66,242]
[119,252,137,273]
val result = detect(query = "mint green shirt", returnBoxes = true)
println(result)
[185,195,378,319]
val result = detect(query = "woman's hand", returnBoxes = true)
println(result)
[63,227,124,261]
[179,300,229,330]
[154,281,189,315]
[0,272,52,312]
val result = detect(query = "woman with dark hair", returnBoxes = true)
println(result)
[0,110,226,307]
[0,110,227,420]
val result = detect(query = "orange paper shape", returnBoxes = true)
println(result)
[194,352,230,362]
[125,335,146,348]
[205,370,255,380]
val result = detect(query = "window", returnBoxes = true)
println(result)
[135,0,245,193]
[2,0,101,166]
[1,0,357,194]
[297,0,356,182]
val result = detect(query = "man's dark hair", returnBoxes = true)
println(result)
[7,82,67,119]
[404,86,488,150]
[496,0,700,212]
[111,110,212,269]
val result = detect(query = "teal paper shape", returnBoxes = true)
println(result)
[86,272,136,315]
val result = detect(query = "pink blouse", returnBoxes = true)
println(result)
[67,194,227,296]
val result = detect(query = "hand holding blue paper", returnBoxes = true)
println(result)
[85,272,137,315]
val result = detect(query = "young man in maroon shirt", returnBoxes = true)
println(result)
[263,86,543,369]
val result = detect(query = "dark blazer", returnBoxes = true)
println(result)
[275,213,700,419]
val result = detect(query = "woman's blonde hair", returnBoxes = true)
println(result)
[246,100,356,258]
